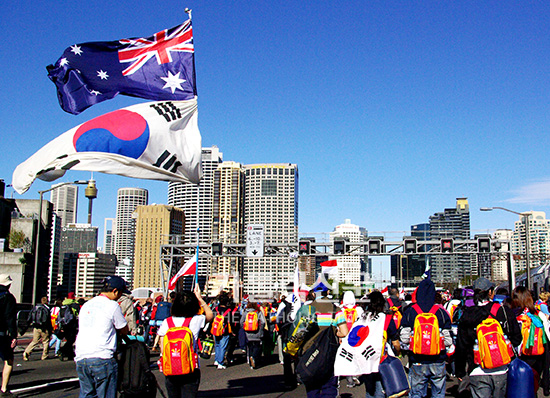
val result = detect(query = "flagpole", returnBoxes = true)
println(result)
[194,180,200,291]
[185,8,192,20]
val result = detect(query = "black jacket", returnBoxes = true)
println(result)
[0,288,17,338]
[455,302,521,378]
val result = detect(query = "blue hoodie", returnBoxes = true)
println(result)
[401,279,452,364]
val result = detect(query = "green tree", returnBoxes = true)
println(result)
[8,229,31,251]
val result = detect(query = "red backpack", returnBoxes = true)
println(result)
[161,317,198,376]
[211,309,232,337]
[410,304,443,356]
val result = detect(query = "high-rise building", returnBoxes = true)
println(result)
[74,253,117,298]
[133,205,184,289]
[48,213,62,301]
[492,229,512,282]
[429,198,471,284]
[167,147,223,284]
[103,218,115,255]
[50,184,78,227]
[329,219,367,286]
[391,223,430,287]
[58,223,98,296]
[511,211,550,272]
[114,188,148,285]
[242,163,298,298]
[211,161,244,279]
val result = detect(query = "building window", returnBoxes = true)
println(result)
[261,180,277,196]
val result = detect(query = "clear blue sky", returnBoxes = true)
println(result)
[2,1,550,246]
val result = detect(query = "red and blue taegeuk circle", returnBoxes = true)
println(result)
[348,325,370,347]
[73,109,149,159]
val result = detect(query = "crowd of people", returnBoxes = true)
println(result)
[2,271,550,398]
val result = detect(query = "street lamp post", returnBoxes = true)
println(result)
[480,206,532,292]
[32,180,89,304]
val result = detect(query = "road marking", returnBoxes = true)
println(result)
[12,377,79,393]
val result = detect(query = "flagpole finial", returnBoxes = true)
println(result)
[185,8,192,20]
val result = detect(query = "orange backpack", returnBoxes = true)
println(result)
[475,303,512,369]
[343,306,358,330]
[517,312,546,356]
[411,304,443,356]
[161,317,198,376]
[388,298,402,329]
[211,309,232,337]
[243,311,259,332]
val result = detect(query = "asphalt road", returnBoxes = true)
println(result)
[9,339,463,398]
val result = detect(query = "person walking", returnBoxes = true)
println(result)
[23,296,52,361]
[400,279,452,398]
[512,285,550,396]
[48,299,63,357]
[74,276,129,398]
[240,302,267,369]
[58,292,79,361]
[0,275,18,398]
[295,290,348,398]
[455,277,522,398]
[117,291,138,337]
[212,292,234,369]
[157,285,214,398]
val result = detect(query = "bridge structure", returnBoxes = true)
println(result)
[158,236,543,296]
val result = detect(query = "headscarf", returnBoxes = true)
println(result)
[342,291,356,308]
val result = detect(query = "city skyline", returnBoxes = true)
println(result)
[2,2,550,243]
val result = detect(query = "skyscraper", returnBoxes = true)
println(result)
[242,163,298,298]
[114,188,148,285]
[429,198,471,284]
[133,204,184,289]
[511,211,550,273]
[50,184,78,227]
[167,146,223,283]
[211,161,244,276]
[329,219,367,286]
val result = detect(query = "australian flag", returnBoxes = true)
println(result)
[47,20,196,114]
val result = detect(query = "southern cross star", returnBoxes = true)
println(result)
[97,70,109,80]
[161,71,186,93]
[70,44,83,56]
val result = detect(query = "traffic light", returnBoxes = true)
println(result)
[212,242,223,256]
[441,239,453,253]
[298,240,311,255]
[368,239,382,254]
[477,237,491,253]
[333,239,346,254]
[404,239,417,254]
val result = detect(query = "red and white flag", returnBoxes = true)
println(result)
[380,286,388,295]
[321,259,338,275]
[168,253,197,290]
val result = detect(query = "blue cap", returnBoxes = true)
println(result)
[103,275,130,294]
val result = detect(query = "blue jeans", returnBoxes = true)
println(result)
[214,335,230,366]
[409,362,446,398]
[76,357,118,398]
[470,373,507,398]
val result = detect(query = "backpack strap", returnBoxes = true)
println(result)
[183,317,192,328]
[488,303,501,319]
[412,303,422,315]
[166,316,175,329]
[384,314,392,331]
[388,298,394,307]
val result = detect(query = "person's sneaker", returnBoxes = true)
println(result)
[22,353,29,361]
[0,390,19,397]
[214,360,219,366]
[249,357,256,369]
[217,364,226,369]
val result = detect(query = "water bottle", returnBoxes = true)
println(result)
[473,339,481,365]
[446,344,456,357]
[439,328,445,350]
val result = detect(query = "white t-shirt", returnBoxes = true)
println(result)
[157,315,205,340]
[74,295,127,361]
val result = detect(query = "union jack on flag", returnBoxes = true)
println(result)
[119,21,194,76]
[47,20,197,114]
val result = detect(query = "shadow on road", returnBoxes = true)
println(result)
[198,374,288,397]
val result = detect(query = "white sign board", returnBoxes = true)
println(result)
[246,224,264,258]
